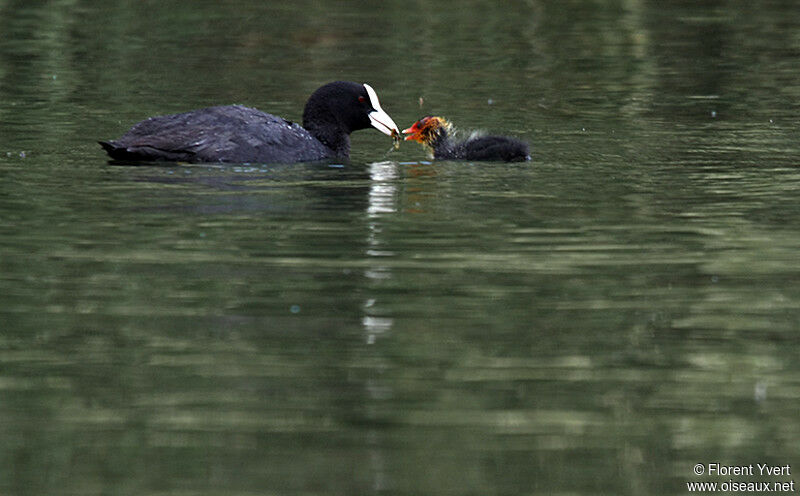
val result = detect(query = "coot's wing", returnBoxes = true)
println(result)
[189,106,334,163]
[102,105,333,163]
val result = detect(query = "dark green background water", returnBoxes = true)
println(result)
[2,1,799,495]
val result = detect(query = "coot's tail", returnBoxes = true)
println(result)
[98,141,117,156]
[98,141,135,160]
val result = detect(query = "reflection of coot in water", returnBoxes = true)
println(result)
[100,81,399,164]
[403,116,530,162]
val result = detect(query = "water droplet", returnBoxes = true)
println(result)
[290,305,301,314]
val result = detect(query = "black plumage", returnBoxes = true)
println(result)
[99,81,398,164]
[402,116,530,162]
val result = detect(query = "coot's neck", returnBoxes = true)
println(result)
[431,127,448,148]
[430,127,457,159]
[302,102,351,158]
[302,120,348,158]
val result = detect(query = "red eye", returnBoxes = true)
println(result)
[358,96,366,103]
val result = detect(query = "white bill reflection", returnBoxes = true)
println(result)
[363,161,399,343]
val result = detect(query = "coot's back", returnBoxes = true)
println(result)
[100,105,332,163]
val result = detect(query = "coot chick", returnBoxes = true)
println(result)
[99,81,399,164]
[402,116,530,162]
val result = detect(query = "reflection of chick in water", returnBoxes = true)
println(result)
[403,116,530,162]
[404,164,439,214]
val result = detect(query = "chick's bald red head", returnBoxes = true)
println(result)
[402,116,450,144]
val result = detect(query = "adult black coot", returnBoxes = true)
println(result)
[99,81,399,164]
[402,116,530,162]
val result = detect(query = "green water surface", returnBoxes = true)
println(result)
[1,1,800,495]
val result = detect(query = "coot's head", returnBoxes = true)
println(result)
[302,81,399,138]
[402,116,451,146]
